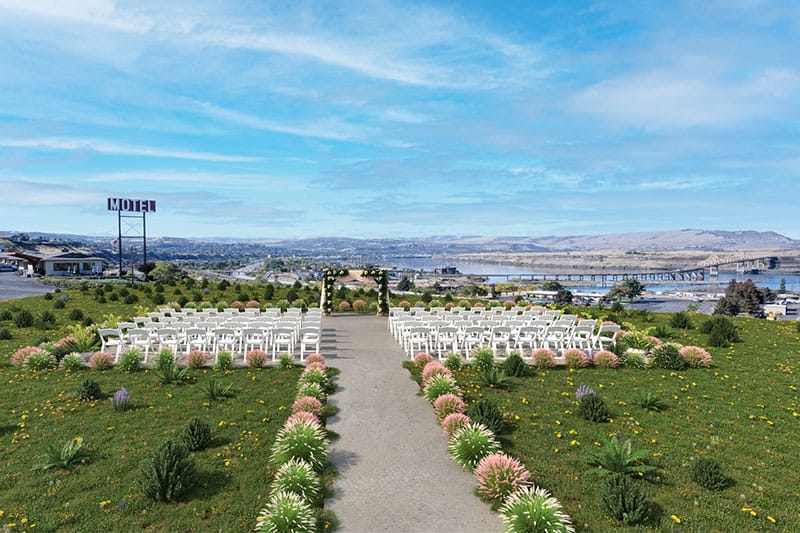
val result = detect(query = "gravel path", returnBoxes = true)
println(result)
[324,314,499,533]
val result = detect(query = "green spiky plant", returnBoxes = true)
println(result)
[585,436,658,478]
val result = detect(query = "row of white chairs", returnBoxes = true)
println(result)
[389,307,619,358]
[98,310,323,363]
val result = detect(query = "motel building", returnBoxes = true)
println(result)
[2,251,105,277]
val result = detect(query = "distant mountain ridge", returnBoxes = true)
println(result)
[2,229,798,257]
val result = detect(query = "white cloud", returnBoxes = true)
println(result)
[0,179,106,206]
[0,137,260,162]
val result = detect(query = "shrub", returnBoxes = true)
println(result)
[575,385,595,400]
[0,327,12,340]
[701,316,739,346]
[679,346,713,368]
[59,353,84,372]
[503,352,529,377]
[245,299,260,309]
[88,351,114,370]
[201,378,235,400]
[531,348,555,369]
[593,350,620,368]
[10,346,41,367]
[634,390,668,412]
[118,349,143,372]
[271,458,323,504]
[230,300,244,310]
[443,352,462,371]
[649,343,687,370]
[421,361,452,385]
[279,353,295,369]
[110,387,132,411]
[156,349,176,371]
[33,436,89,470]
[216,351,233,370]
[602,473,650,525]
[181,418,212,451]
[466,398,504,434]
[691,457,730,490]
[448,422,501,470]
[296,381,325,402]
[78,379,102,401]
[623,350,647,369]
[246,349,267,368]
[155,360,187,385]
[442,412,470,437]
[352,299,367,312]
[563,349,589,369]
[585,436,657,478]
[337,301,351,312]
[472,347,495,373]
[0,309,12,321]
[479,367,510,389]
[413,352,434,369]
[423,374,460,403]
[433,393,466,419]
[670,310,694,329]
[184,350,208,369]
[304,353,326,366]
[270,420,329,471]
[578,394,611,422]
[139,440,196,501]
[475,453,531,504]
[36,310,57,329]
[286,411,322,429]
[13,309,34,328]
[292,396,324,417]
[23,349,57,371]
[255,491,316,533]
[499,485,575,533]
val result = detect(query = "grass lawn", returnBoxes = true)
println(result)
[0,282,333,531]
[452,314,800,532]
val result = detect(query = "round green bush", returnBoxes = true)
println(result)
[466,397,504,434]
[59,353,84,372]
[78,379,102,401]
[215,351,233,371]
[423,375,459,403]
[270,421,329,471]
[691,457,729,490]
[578,394,611,423]
[448,422,500,470]
[118,349,143,372]
[499,485,575,533]
[68,308,84,321]
[443,352,462,371]
[503,352,529,377]
[23,350,57,371]
[270,458,322,504]
[602,473,650,525]
[13,309,34,328]
[0,327,12,340]
[139,440,196,501]
[649,344,687,370]
[472,347,495,373]
[181,418,212,451]
[255,491,315,533]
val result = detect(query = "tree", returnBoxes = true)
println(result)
[421,290,433,303]
[541,281,564,292]
[780,278,787,293]
[463,284,488,297]
[714,279,772,316]
[606,279,645,300]
[554,287,574,305]
[149,262,186,283]
[396,276,414,291]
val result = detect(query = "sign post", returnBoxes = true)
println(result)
[107,198,156,281]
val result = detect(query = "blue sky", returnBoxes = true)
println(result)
[1,0,799,239]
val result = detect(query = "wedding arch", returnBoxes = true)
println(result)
[321,266,389,316]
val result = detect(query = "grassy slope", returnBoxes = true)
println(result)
[455,315,800,532]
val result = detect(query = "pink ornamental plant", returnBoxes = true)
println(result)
[88,351,115,370]
[475,453,532,503]
[413,352,434,369]
[230,300,244,310]
[434,393,467,419]
[352,299,367,312]
[285,410,322,429]
[421,361,452,385]
[292,395,324,417]
[304,361,326,372]
[338,301,351,311]
[531,348,556,369]
[398,300,411,310]
[304,353,326,366]
[563,349,589,369]
[10,346,45,367]
[442,412,471,437]
[245,300,261,309]
[592,350,620,368]
[185,350,208,369]
[679,346,713,368]
[503,300,516,309]
[246,349,267,368]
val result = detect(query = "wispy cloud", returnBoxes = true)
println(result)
[0,137,260,162]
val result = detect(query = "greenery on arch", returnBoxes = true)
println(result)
[321,266,389,316]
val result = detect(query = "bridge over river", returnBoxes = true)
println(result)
[395,253,780,284]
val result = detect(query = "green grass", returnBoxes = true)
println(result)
[0,365,303,530]
[0,283,334,530]
[447,313,800,532]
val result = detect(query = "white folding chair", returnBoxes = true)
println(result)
[127,328,153,362]
[98,328,124,360]
[299,327,321,361]
[271,327,295,360]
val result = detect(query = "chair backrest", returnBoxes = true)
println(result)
[128,328,150,341]
[158,328,179,340]
[98,328,122,339]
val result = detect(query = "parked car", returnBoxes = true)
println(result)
[0,264,18,272]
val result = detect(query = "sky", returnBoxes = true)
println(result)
[1,0,799,240]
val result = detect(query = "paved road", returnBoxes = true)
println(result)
[324,314,499,533]
[0,272,54,301]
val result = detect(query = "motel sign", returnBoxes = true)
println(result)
[107,197,156,213]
